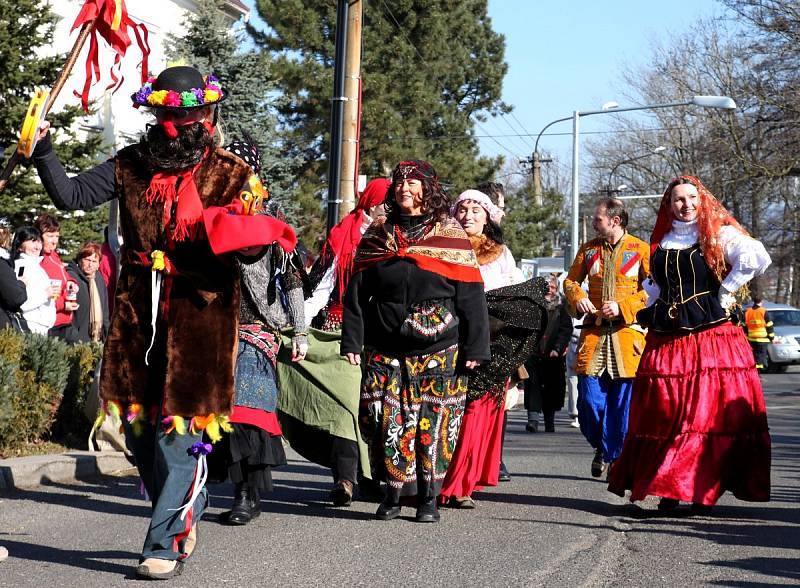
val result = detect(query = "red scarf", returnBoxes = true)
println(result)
[145,160,204,242]
[353,217,483,283]
[323,178,390,302]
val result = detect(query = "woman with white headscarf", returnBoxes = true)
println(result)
[440,189,529,509]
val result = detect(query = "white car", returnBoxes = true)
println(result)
[763,303,800,373]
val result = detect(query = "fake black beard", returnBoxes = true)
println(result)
[138,121,214,172]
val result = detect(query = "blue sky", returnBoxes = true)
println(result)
[482,0,723,166]
[243,0,723,168]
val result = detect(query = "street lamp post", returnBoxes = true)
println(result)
[534,95,737,269]
[606,146,666,195]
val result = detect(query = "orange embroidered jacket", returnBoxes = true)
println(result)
[563,233,650,378]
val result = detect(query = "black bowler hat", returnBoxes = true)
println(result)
[131,65,228,109]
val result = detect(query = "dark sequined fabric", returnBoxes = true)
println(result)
[467,277,549,403]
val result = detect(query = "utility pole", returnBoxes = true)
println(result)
[326,0,349,235]
[338,0,363,220]
[531,151,551,206]
[532,151,542,206]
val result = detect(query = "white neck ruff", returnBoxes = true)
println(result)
[660,218,699,250]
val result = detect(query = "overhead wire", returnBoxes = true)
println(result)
[379,126,687,142]
[507,111,536,149]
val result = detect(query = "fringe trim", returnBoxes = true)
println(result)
[93,401,232,442]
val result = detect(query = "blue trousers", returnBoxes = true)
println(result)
[577,374,633,463]
[125,419,208,561]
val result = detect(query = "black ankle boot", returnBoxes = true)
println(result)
[227,483,255,525]
[416,497,440,523]
[249,485,261,519]
[376,499,401,520]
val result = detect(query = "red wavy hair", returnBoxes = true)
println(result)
[649,175,747,282]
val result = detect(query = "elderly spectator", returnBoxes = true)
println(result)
[67,241,109,343]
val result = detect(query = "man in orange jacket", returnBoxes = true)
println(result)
[744,295,775,370]
[564,198,649,478]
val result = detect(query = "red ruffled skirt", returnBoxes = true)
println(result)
[608,321,771,506]
[440,393,504,501]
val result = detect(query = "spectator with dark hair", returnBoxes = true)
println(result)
[0,224,28,331]
[33,213,79,341]
[476,181,506,221]
[12,226,57,335]
[67,241,109,343]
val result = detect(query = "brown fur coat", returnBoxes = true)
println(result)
[99,146,251,417]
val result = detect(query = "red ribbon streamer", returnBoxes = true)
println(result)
[71,0,150,112]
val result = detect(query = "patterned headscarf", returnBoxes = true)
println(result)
[392,160,438,183]
[386,159,448,219]
[650,175,748,282]
[451,189,504,224]
[227,138,263,179]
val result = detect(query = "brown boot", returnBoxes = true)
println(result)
[329,479,354,507]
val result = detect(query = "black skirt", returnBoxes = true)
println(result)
[207,423,286,491]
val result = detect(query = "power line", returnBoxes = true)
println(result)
[377,126,687,142]
[376,0,519,159]
[507,111,536,150]
[494,112,536,154]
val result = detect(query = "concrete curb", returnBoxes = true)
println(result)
[0,451,136,490]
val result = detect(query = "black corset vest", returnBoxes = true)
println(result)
[636,244,728,333]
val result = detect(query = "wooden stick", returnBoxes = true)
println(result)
[0,20,96,194]
[47,21,97,116]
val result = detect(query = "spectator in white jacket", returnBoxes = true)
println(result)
[12,227,57,335]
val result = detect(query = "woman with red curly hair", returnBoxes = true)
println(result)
[608,176,772,514]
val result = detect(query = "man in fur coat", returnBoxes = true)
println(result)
[31,66,267,580]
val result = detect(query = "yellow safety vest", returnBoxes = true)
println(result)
[745,306,772,343]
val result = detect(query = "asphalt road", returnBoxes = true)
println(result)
[1,368,798,587]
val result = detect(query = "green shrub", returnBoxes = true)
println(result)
[0,328,103,451]
[52,342,104,446]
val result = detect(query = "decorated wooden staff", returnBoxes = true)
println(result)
[0,0,149,192]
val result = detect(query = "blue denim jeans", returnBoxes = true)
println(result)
[125,419,208,561]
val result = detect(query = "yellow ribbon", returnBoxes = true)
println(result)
[111,0,123,31]
[151,250,166,272]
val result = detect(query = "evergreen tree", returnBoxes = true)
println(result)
[0,0,107,256]
[166,0,305,229]
[503,184,566,261]
[251,0,508,247]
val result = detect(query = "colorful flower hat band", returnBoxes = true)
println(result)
[131,67,226,109]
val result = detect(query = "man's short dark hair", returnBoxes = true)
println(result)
[597,197,628,228]
[476,182,505,207]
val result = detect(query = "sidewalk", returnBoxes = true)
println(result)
[0,451,135,490]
